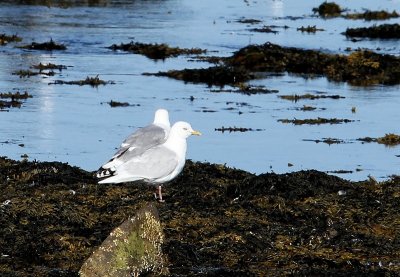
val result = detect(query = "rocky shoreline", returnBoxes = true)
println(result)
[1,157,399,276]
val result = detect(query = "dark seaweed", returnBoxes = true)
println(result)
[1,157,399,276]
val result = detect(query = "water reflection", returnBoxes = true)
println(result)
[270,0,284,18]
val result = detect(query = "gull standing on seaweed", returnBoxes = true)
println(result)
[98,121,201,202]
[97,108,170,178]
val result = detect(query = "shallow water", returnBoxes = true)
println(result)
[0,0,399,180]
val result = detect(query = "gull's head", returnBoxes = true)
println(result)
[153,108,170,128]
[171,121,201,139]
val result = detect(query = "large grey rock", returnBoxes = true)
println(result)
[80,203,168,276]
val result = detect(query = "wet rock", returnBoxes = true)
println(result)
[1,157,400,276]
[344,23,400,39]
[79,203,168,277]
[20,39,66,51]
[108,41,206,60]
[278,117,354,125]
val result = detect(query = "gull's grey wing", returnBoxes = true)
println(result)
[112,124,168,159]
[118,146,178,181]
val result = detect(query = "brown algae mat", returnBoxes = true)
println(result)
[0,157,400,276]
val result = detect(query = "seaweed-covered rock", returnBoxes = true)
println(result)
[344,23,400,39]
[227,43,400,85]
[150,42,400,86]
[80,204,167,276]
[312,2,343,17]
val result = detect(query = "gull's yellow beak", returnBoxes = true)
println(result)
[191,130,202,136]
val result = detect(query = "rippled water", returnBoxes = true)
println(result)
[0,0,399,180]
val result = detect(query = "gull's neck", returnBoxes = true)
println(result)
[164,133,187,155]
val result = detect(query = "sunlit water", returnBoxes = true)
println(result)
[0,0,399,181]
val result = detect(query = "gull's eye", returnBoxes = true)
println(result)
[183,127,188,130]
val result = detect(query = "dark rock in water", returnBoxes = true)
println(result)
[0,157,399,276]
[80,203,168,277]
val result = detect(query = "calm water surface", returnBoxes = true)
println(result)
[0,0,399,180]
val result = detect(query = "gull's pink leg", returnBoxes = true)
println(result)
[158,185,165,202]
[154,185,165,202]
